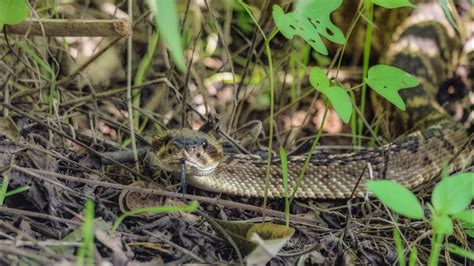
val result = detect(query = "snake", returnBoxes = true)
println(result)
[150,2,472,199]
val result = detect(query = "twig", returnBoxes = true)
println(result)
[0,245,57,264]
[0,206,81,226]
[126,0,139,172]
[144,230,206,263]
[4,19,131,37]
[11,166,317,225]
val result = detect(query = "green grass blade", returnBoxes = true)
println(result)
[408,246,417,266]
[76,200,95,266]
[0,175,9,206]
[279,146,289,227]
[5,185,29,197]
[111,201,199,234]
[393,227,406,266]
[447,243,474,260]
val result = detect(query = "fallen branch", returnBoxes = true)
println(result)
[3,18,131,37]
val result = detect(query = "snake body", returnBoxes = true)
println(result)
[151,3,472,199]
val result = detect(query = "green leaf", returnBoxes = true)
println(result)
[452,210,474,236]
[272,0,345,55]
[447,244,474,260]
[432,214,453,235]
[366,180,424,219]
[0,0,29,27]
[371,0,415,8]
[431,172,473,215]
[147,0,186,72]
[309,67,352,123]
[466,230,474,238]
[366,64,419,110]
[438,0,459,31]
[452,210,474,225]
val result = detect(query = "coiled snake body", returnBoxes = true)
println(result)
[151,3,472,198]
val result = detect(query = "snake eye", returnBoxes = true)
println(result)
[202,140,208,150]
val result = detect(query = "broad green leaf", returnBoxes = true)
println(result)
[371,0,415,8]
[147,0,186,72]
[366,64,419,110]
[366,180,424,219]
[431,172,473,215]
[0,0,29,27]
[272,0,345,55]
[439,0,459,31]
[309,67,352,123]
[432,214,453,235]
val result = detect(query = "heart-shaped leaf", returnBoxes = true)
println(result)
[371,0,415,8]
[366,180,424,220]
[366,64,419,110]
[0,0,29,27]
[272,0,345,55]
[309,67,352,123]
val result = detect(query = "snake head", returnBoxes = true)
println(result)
[151,128,223,176]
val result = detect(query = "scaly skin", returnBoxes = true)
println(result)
[151,2,472,198]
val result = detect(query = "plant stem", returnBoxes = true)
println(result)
[289,101,329,204]
[358,0,373,147]
[428,232,444,266]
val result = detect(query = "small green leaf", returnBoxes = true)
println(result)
[371,0,415,8]
[0,0,29,27]
[272,0,345,55]
[366,180,424,219]
[309,67,352,123]
[432,172,473,215]
[147,0,186,72]
[432,214,453,235]
[366,64,419,110]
